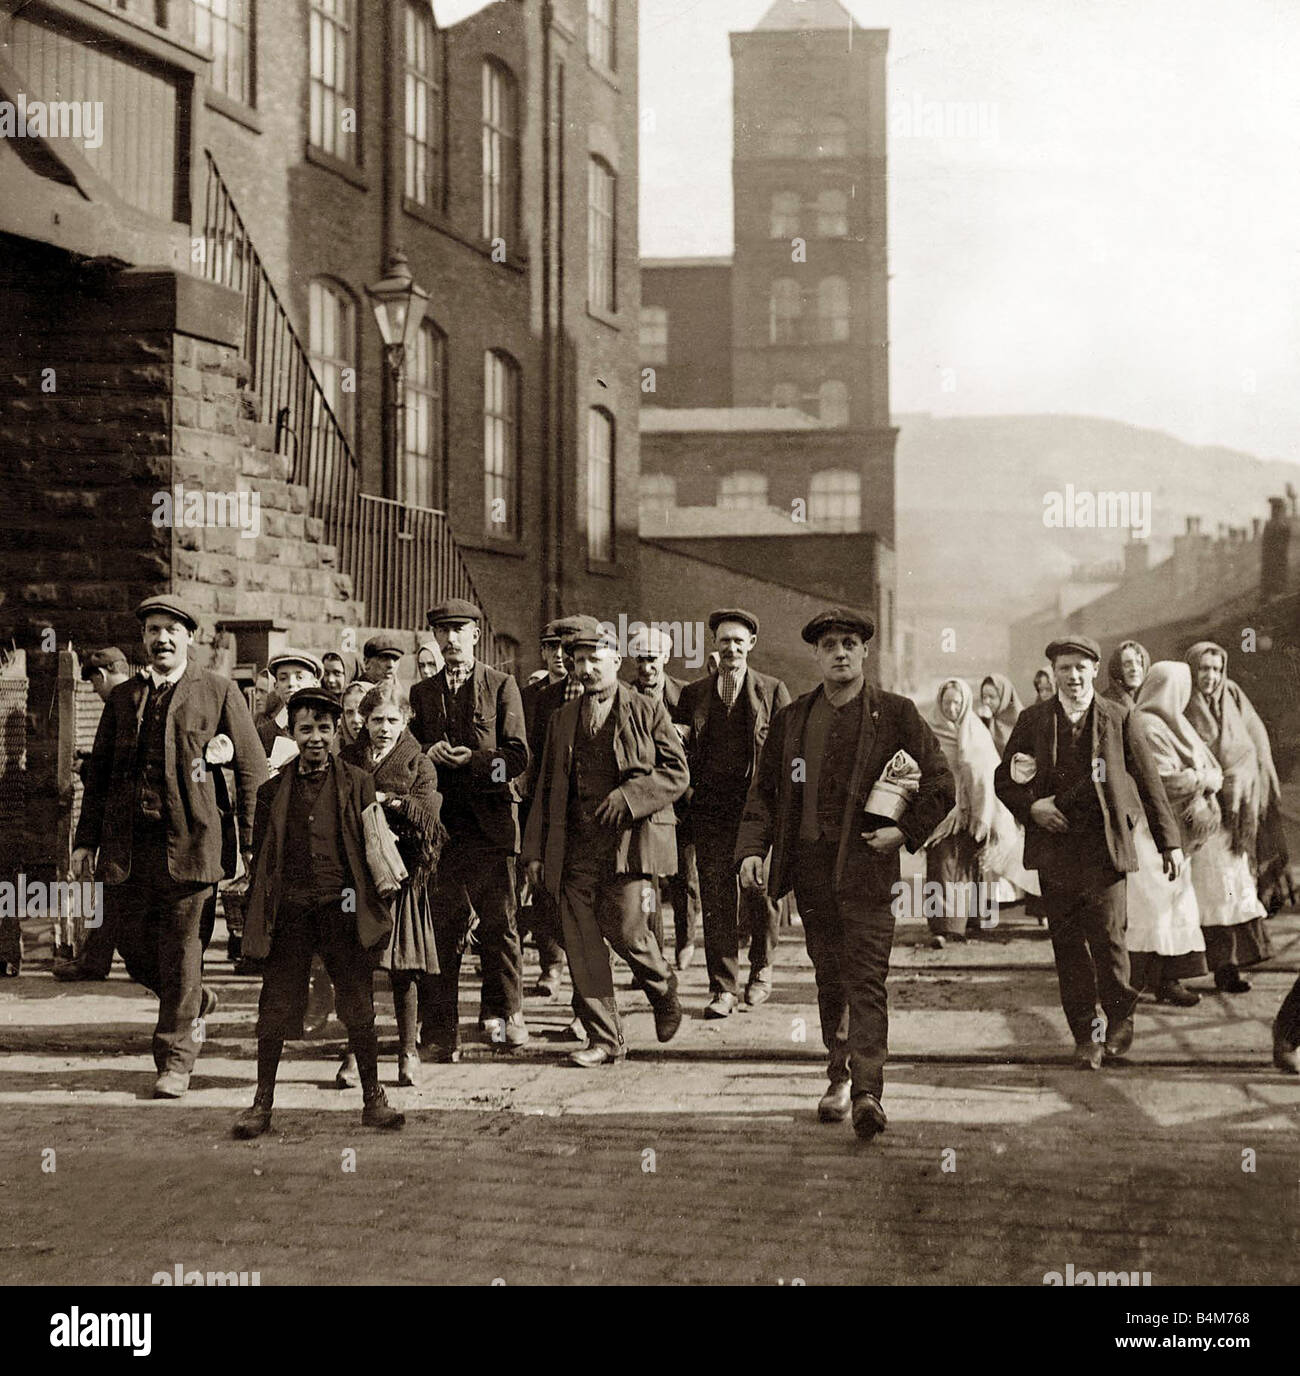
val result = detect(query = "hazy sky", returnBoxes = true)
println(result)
[638,0,1300,462]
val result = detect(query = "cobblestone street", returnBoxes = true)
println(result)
[3,911,1297,1287]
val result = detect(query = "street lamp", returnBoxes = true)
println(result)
[365,250,429,507]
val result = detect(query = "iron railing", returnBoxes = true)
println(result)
[196,152,505,665]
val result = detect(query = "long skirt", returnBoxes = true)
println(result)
[380,880,440,974]
[1191,829,1271,972]
[925,832,981,937]
[1125,814,1206,991]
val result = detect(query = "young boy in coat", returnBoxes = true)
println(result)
[233,688,403,1138]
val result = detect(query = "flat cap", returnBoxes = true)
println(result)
[628,625,673,658]
[542,615,590,644]
[801,606,876,645]
[708,608,760,637]
[554,614,604,646]
[267,649,324,679]
[363,633,405,660]
[134,594,200,633]
[285,686,342,720]
[426,598,482,628]
[80,647,128,679]
[568,624,620,653]
[1045,634,1101,664]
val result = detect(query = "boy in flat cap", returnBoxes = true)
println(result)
[234,687,403,1136]
[995,635,1182,1070]
[72,595,269,1099]
[678,609,791,1015]
[523,627,687,1064]
[736,607,953,1139]
[411,599,531,1056]
[256,650,324,758]
[362,634,405,686]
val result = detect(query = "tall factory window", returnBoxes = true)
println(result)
[403,321,446,510]
[588,0,615,70]
[194,0,253,105]
[640,305,668,364]
[817,276,850,342]
[770,191,801,238]
[484,350,520,537]
[816,188,848,237]
[719,471,769,511]
[588,156,617,312]
[308,278,357,442]
[809,469,861,531]
[404,2,444,208]
[309,0,356,162]
[482,61,519,243]
[587,408,615,562]
[769,278,802,344]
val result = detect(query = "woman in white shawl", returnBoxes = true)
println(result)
[924,679,1036,947]
[1184,642,1275,992]
[1126,662,1215,1006]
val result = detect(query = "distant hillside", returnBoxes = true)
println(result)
[894,414,1300,684]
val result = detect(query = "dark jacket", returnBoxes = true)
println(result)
[675,667,792,805]
[522,682,689,896]
[339,731,446,887]
[994,693,1180,876]
[74,664,269,885]
[520,674,572,807]
[735,682,954,902]
[241,755,392,959]
[408,660,529,850]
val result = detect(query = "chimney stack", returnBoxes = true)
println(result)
[1261,496,1291,599]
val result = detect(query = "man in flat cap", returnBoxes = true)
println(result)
[678,608,791,1016]
[995,634,1182,1070]
[71,594,269,1098]
[517,616,599,997]
[362,633,405,686]
[523,626,687,1064]
[255,650,324,758]
[234,686,402,1136]
[54,649,135,982]
[736,607,953,1139]
[629,624,700,969]
[411,599,531,1055]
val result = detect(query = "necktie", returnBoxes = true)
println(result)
[718,670,741,710]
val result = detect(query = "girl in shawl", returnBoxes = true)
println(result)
[339,681,447,1086]
[333,680,368,756]
[415,640,443,680]
[321,649,363,697]
[1103,640,1150,707]
[1125,662,1215,1005]
[924,679,1036,947]
[979,673,1023,757]
[1183,642,1273,992]
[1032,668,1054,703]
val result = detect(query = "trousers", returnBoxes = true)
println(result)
[114,824,216,1076]
[650,841,701,953]
[695,812,780,995]
[256,898,378,1040]
[792,839,897,1099]
[1040,869,1137,1044]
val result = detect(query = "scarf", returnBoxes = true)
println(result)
[980,673,1023,756]
[342,729,447,884]
[926,678,1000,842]
[1103,639,1150,706]
[1184,641,1278,855]
[323,649,363,685]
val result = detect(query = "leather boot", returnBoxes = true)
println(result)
[361,1086,405,1130]
[233,1091,274,1139]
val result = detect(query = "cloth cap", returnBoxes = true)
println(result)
[628,625,674,658]
[801,606,876,645]
[567,625,620,654]
[555,615,604,646]
[80,648,129,679]
[363,633,405,660]
[708,608,760,637]
[134,594,200,633]
[1045,635,1102,664]
[285,687,342,720]
[268,649,324,679]
[426,598,482,628]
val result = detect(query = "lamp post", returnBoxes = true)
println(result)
[365,249,430,506]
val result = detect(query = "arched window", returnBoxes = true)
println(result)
[817,276,850,342]
[404,1,445,208]
[816,115,847,158]
[768,117,801,157]
[403,320,446,509]
[482,60,518,242]
[769,278,802,345]
[816,188,848,237]
[484,349,520,537]
[307,277,356,442]
[639,472,676,508]
[587,407,615,562]
[771,382,800,409]
[770,191,800,239]
[588,156,617,312]
[809,469,860,531]
[718,471,768,511]
[819,380,849,427]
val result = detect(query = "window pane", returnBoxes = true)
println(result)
[819,380,849,427]
[769,278,802,345]
[588,158,616,312]
[816,188,848,237]
[482,63,518,242]
[770,191,800,238]
[809,469,860,531]
[640,305,668,364]
[308,279,356,443]
[195,0,251,104]
[484,351,519,536]
[403,322,445,510]
[404,4,442,207]
[587,409,614,561]
[587,0,615,70]
[309,0,355,161]
[718,471,768,511]
[817,277,850,342]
